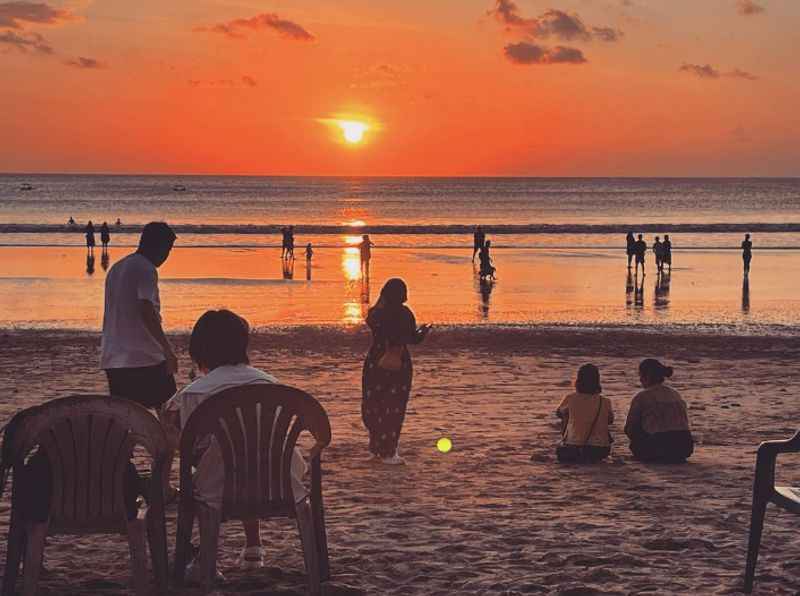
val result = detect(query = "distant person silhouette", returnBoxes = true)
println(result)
[305,243,313,280]
[360,234,374,274]
[100,222,111,251]
[115,218,122,226]
[634,234,647,276]
[473,226,486,263]
[68,216,76,226]
[626,232,635,268]
[85,221,96,255]
[663,234,672,272]
[742,233,753,274]
[479,240,496,280]
[280,227,289,259]
[652,236,664,272]
[86,254,95,275]
[286,226,295,259]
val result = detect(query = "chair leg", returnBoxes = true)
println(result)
[197,504,221,595]
[22,522,48,596]
[311,495,330,582]
[146,506,168,594]
[296,499,322,596]
[173,505,195,586]
[126,518,149,596]
[744,497,768,593]
[3,507,26,596]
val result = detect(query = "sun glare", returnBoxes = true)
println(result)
[338,120,367,144]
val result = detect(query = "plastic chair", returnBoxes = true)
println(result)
[172,383,331,595]
[744,431,800,592]
[1,395,169,596]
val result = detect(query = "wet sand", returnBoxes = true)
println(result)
[1,327,799,595]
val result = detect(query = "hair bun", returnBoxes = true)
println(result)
[663,366,674,378]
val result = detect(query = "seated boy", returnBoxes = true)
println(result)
[162,309,307,574]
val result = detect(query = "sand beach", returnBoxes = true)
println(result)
[1,327,799,595]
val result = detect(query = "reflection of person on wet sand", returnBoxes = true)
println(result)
[360,234,374,274]
[85,221,96,256]
[742,275,750,313]
[479,277,494,319]
[634,272,644,307]
[626,271,634,307]
[361,274,370,305]
[473,226,485,263]
[654,271,670,310]
[86,254,95,275]
[282,257,294,279]
[101,251,110,271]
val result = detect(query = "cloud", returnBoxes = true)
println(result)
[188,76,259,88]
[0,1,76,29]
[504,42,587,65]
[0,29,51,53]
[487,2,621,43]
[64,56,105,69]
[737,0,765,15]
[679,63,720,78]
[195,13,314,41]
[679,63,758,80]
[349,63,406,89]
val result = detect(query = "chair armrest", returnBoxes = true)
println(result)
[753,432,800,499]
[310,453,322,501]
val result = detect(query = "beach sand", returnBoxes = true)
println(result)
[1,327,799,595]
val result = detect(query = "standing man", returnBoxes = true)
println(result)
[473,226,485,263]
[101,222,178,489]
[663,234,672,273]
[634,234,647,276]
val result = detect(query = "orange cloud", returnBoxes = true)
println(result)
[64,56,106,69]
[504,42,587,65]
[0,29,51,52]
[0,1,76,29]
[194,13,315,42]
[679,63,758,80]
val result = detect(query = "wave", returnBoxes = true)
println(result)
[3,222,800,235]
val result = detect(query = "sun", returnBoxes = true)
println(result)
[338,120,368,144]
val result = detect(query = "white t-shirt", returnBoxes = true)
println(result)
[101,253,165,370]
[164,364,308,509]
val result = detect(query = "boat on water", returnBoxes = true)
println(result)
[173,185,187,191]
[19,183,33,191]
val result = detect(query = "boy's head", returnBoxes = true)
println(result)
[137,221,176,267]
[189,309,250,372]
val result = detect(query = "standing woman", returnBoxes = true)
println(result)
[362,278,432,464]
[626,232,635,269]
[85,220,96,255]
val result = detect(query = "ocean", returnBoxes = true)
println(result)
[1,174,799,333]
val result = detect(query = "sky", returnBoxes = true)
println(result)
[1,0,798,176]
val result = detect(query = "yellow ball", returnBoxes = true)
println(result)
[437,437,453,453]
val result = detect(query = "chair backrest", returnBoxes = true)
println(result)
[4,395,168,532]
[178,383,331,518]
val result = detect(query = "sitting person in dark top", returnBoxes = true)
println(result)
[624,358,694,463]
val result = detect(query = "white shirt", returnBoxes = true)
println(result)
[101,253,165,370]
[164,364,308,509]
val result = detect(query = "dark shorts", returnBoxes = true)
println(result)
[556,444,610,464]
[106,361,176,408]
[630,430,694,463]
[635,255,645,264]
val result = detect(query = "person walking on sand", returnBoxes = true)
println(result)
[360,234,374,274]
[286,226,296,260]
[100,221,111,252]
[473,226,485,263]
[555,364,614,464]
[85,220,96,255]
[742,233,753,274]
[663,234,672,272]
[626,232,636,269]
[101,222,178,495]
[652,236,664,273]
[624,358,694,463]
[362,278,432,465]
[634,234,647,276]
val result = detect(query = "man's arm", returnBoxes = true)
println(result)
[139,299,178,374]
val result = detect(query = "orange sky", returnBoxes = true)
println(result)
[1,0,798,176]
